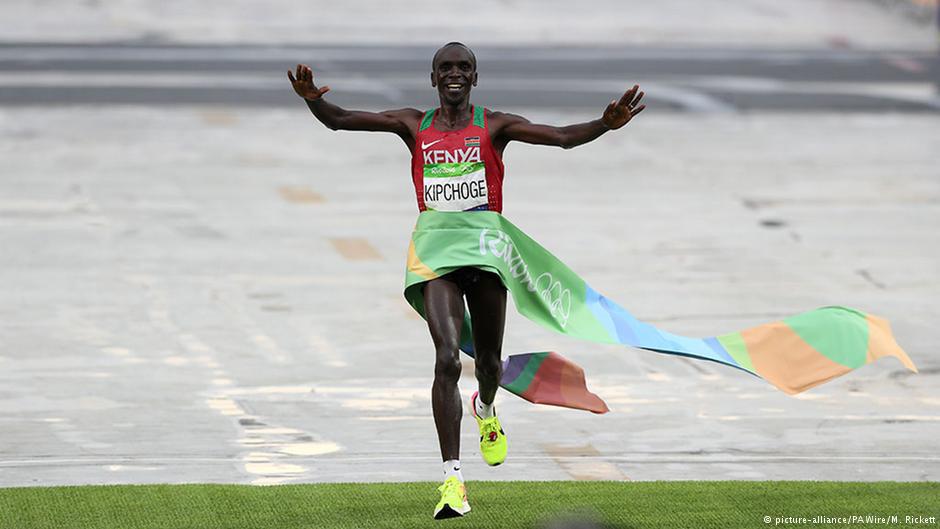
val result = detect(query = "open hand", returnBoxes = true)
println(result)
[602,85,645,129]
[287,64,331,101]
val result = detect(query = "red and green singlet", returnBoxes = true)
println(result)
[411,105,505,213]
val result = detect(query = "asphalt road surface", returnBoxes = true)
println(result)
[0,42,938,487]
[1,42,938,112]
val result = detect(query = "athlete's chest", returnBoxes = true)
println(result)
[416,131,487,212]
[413,110,491,212]
[417,132,483,164]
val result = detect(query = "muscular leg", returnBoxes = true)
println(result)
[424,278,465,462]
[465,271,507,406]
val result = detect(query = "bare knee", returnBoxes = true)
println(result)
[474,351,501,380]
[434,349,462,384]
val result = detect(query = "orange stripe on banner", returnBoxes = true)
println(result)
[406,239,438,280]
[559,359,583,406]
[524,352,608,413]
[866,314,918,373]
[558,358,602,412]
[524,354,564,406]
[742,322,852,395]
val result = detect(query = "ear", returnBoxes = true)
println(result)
[472,72,478,87]
[430,71,437,87]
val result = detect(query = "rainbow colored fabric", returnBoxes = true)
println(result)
[403,211,917,414]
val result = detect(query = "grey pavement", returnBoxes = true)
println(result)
[1,0,937,51]
[1,43,938,112]
[0,0,939,488]
[0,106,937,486]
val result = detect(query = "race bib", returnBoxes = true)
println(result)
[423,162,488,211]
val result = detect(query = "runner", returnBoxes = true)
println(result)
[289,41,645,520]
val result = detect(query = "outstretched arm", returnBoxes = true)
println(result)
[493,85,645,150]
[287,64,420,137]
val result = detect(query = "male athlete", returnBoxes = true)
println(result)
[288,42,645,520]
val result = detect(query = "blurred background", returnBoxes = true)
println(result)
[1,0,938,487]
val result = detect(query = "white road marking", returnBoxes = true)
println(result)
[3,453,940,467]
[1,72,935,111]
[0,45,905,63]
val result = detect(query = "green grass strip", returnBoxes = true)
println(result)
[1,481,937,529]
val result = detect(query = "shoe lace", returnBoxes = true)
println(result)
[438,478,463,498]
[480,418,500,442]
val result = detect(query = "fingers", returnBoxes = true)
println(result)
[318,86,331,97]
[632,104,646,116]
[290,64,318,84]
[618,84,639,107]
[605,99,616,114]
[632,90,644,107]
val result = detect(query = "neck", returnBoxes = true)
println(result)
[437,99,471,127]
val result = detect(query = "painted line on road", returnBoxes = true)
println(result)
[884,55,928,74]
[0,72,402,97]
[0,45,920,63]
[279,186,325,204]
[2,72,936,111]
[330,238,382,261]
[541,443,629,481]
[307,333,347,368]
[206,382,344,485]
[4,454,940,468]
[696,413,940,421]
[686,76,940,109]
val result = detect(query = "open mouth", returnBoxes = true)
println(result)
[446,83,463,92]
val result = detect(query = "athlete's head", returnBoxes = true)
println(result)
[431,42,478,105]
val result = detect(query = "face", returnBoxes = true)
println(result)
[431,46,478,105]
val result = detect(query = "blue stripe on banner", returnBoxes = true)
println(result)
[704,336,739,367]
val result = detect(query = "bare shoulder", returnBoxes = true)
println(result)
[378,108,423,138]
[382,107,424,123]
[484,109,531,139]
[484,108,530,126]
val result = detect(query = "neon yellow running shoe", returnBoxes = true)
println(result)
[433,476,470,520]
[471,391,507,466]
